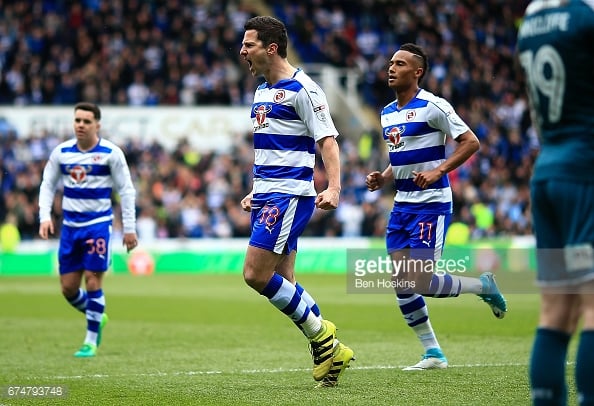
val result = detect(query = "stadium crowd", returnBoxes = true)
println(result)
[0,0,535,241]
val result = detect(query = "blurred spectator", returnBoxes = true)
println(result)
[127,71,150,106]
[0,120,534,240]
[0,1,259,107]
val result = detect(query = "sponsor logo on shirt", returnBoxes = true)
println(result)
[67,165,91,184]
[253,104,272,130]
[385,125,405,149]
[314,105,327,122]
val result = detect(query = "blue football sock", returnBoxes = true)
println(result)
[396,292,440,351]
[426,274,461,297]
[84,289,105,345]
[66,288,88,313]
[294,282,322,336]
[576,330,594,406]
[262,273,319,337]
[296,282,321,317]
[530,328,570,405]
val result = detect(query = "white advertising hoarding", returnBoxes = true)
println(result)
[0,106,253,151]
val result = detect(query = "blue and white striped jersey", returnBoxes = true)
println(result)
[381,88,469,214]
[250,68,338,197]
[39,138,136,233]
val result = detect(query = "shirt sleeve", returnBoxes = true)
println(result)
[110,147,137,234]
[293,82,339,142]
[428,96,469,140]
[38,148,61,223]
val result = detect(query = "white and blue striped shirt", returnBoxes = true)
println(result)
[381,89,469,214]
[250,69,338,197]
[39,138,136,232]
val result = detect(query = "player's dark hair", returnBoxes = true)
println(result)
[244,16,288,58]
[74,102,101,120]
[399,43,429,84]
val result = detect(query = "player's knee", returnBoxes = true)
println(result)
[540,295,580,333]
[61,284,79,298]
[243,266,265,291]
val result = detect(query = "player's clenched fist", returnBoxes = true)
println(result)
[366,171,384,191]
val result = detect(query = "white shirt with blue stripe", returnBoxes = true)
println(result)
[39,138,136,233]
[381,88,469,214]
[250,68,338,197]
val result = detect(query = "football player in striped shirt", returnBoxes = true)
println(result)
[240,16,354,387]
[366,43,508,370]
[38,102,137,357]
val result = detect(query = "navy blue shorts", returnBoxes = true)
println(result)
[531,179,594,286]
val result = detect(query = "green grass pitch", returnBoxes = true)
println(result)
[0,273,579,405]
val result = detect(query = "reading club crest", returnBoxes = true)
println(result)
[273,90,285,103]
